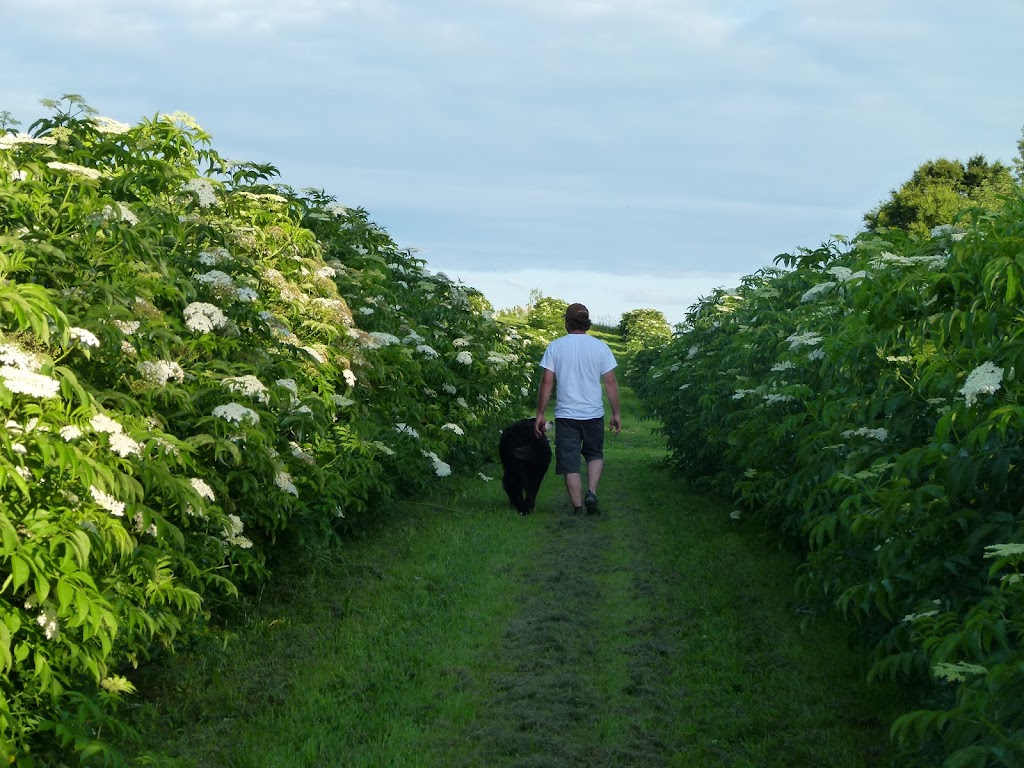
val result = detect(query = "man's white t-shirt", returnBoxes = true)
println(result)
[539,333,617,420]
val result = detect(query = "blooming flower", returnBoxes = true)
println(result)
[371,441,396,456]
[456,351,472,365]
[984,543,1024,559]
[442,383,457,395]
[442,423,465,436]
[221,375,270,404]
[90,413,124,434]
[212,403,260,425]
[453,337,471,348]
[223,514,253,549]
[0,132,56,147]
[59,425,83,441]
[91,116,132,134]
[47,161,102,180]
[183,302,229,333]
[114,319,140,335]
[302,346,325,363]
[872,251,948,270]
[416,344,439,358]
[422,450,452,477]
[69,327,101,348]
[195,270,236,292]
[36,607,60,640]
[108,432,142,458]
[841,427,889,441]
[827,265,867,282]
[276,378,299,396]
[199,248,232,266]
[183,178,217,207]
[290,443,316,464]
[0,343,40,370]
[343,369,357,387]
[102,202,138,226]
[0,367,60,398]
[786,332,823,350]
[190,477,216,501]
[275,470,299,496]
[367,332,401,348]
[90,485,126,517]
[770,361,795,372]
[138,360,186,386]
[800,282,836,302]
[960,361,1003,407]
[394,423,420,439]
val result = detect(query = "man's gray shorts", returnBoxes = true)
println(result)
[554,417,605,475]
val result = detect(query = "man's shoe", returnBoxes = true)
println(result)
[584,491,599,515]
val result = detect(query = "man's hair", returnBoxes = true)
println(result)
[565,303,592,332]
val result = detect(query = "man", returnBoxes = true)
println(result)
[534,303,621,515]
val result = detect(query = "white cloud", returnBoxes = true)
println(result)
[3,0,1021,320]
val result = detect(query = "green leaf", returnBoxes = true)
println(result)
[9,554,29,590]
[55,579,73,610]
[0,622,11,672]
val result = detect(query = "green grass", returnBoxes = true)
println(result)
[121,384,912,767]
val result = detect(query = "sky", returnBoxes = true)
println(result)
[4,0,1023,326]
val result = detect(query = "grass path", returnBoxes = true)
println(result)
[125,389,910,767]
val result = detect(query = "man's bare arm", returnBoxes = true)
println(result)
[535,368,555,437]
[602,369,621,434]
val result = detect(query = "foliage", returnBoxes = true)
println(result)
[0,95,538,764]
[618,308,671,350]
[864,155,1016,237]
[524,291,568,342]
[628,194,1024,765]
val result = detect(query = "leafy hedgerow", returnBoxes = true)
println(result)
[0,95,540,765]
[629,196,1024,766]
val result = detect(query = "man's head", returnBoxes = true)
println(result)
[564,302,592,332]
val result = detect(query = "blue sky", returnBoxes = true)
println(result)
[5,0,1023,325]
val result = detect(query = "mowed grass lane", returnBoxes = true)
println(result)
[125,386,909,767]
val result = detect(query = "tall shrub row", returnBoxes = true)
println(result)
[628,198,1024,766]
[0,98,537,764]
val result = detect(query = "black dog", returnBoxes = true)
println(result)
[498,418,552,515]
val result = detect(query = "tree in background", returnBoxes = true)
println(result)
[526,290,569,340]
[619,308,671,352]
[863,154,1016,237]
[1015,127,1024,184]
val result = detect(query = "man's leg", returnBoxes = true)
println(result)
[564,472,583,509]
[585,459,603,493]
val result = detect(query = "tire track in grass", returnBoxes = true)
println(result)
[457,410,904,768]
[462,513,614,767]
[460,504,682,767]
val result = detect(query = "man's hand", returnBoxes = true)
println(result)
[609,414,621,435]
[534,416,547,438]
